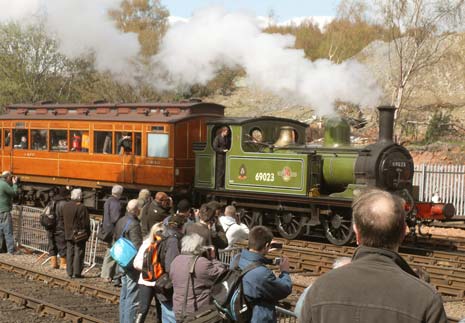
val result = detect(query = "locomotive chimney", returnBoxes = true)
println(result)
[378,105,396,143]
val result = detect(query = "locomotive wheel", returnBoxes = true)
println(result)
[237,208,256,228]
[276,212,305,240]
[322,209,354,246]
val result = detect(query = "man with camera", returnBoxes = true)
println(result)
[140,191,173,237]
[0,171,19,254]
[184,203,228,256]
[232,225,292,323]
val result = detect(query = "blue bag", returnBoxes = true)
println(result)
[110,219,137,268]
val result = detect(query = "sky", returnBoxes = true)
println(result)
[163,0,340,23]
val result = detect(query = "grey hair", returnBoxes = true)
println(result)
[332,257,351,269]
[112,185,123,197]
[70,188,82,201]
[138,189,151,200]
[126,199,139,214]
[181,233,205,255]
[225,205,236,217]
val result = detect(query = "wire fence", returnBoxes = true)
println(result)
[413,164,465,216]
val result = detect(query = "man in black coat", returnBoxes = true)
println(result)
[113,199,142,323]
[62,188,90,279]
[140,191,173,236]
[299,189,447,323]
[100,185,124,282]
[47,187,69,269]
[212,126,230,189]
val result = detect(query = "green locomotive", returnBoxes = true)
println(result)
[194,106,454,245]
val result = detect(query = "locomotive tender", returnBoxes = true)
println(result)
[194,106,455,245]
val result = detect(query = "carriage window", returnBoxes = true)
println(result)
[13,129,28,149]
[31,129,48,150]
[70,130,86,152]
[115,132,133,155]
[134,133,141,156]
[147,133,169,158]
[50,130,68,152]
[94,131,112,154]
[4,129,10,147]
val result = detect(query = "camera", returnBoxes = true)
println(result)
[203,245,215,260]
[270,242,283,250]
[273,257,281,266]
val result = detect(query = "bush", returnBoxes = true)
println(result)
[424,111,452,143]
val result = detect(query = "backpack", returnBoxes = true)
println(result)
[40,200,56,230]
[211,256,261,322]
[142,234,167,282]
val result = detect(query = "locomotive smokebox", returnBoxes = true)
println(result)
[378,105,396,143]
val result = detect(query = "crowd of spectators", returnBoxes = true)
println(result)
[2,176,454,323]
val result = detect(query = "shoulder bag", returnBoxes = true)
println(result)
[110,219,137,268]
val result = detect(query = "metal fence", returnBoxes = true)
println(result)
[413,164,465,216]
[11,205,104,273]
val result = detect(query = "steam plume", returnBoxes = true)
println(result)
[0,0,141,79]
[154,6,382,114]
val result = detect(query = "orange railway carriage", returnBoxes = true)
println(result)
[0,101,224,207]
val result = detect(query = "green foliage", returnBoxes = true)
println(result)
[0,22,96,107]
[109,0,169,57]
[424,111,452,143]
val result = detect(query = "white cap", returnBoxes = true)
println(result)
[1,171,12,178]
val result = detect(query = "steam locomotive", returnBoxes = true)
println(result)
[0,101,455,245]
[193,106,455,245]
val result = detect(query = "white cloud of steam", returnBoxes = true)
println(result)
[0,0,141,80]
[154,6,382,114]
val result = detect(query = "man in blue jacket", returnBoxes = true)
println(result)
[233,225,292,323]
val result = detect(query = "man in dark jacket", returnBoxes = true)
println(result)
[62,188,90,279]
[140,191,172,236]
[47,187,68,269]
[299,189,448,323]
[212,126,230,189]
[0,171,18,254]
[232,225,292,323]
[100,185,123,282]
[114,199,142,323]
[184,203,228,255]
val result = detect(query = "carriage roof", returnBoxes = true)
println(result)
[0,101,225,123]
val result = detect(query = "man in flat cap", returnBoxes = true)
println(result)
[0,171,19,254]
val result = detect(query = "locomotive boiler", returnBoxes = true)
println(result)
[194,106,455,245]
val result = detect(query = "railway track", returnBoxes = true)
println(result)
[0,260,157,323]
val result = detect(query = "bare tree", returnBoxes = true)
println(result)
[378,0,464,126]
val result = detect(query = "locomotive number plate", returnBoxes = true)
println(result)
[255,172,275,182]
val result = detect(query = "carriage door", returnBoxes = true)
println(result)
[115,131,140,184]
[1,128,12,171]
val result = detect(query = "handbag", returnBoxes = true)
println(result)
[154,272,173,302]
[110,219,137,268]
[73,230,89,243]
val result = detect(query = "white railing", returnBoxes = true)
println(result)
[413,164,465,216]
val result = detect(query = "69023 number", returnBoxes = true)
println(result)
[255,172,275,182]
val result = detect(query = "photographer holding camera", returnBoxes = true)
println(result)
[184,203,228,258]
[0,171,19,255]
[231,225,292,323]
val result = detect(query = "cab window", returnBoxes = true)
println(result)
[147,133,169,158]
